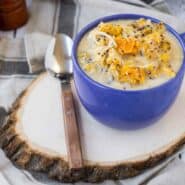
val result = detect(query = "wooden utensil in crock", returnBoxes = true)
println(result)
[0,0,29,31]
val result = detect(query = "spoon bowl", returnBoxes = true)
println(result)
[45,33,73,80]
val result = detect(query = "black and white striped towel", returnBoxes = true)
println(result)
[1,0,185,184]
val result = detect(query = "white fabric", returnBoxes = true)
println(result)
[165,0,185,20]
[24,33,53,73]
[75,0,185,34]
[147,159,185,185]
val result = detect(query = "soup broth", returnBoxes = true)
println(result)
[77,19,183,90]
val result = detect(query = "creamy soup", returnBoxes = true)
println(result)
[77,19,183,90]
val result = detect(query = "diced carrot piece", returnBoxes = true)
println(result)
[115,37,139,54]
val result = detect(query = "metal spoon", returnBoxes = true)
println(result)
[45,33,83,170]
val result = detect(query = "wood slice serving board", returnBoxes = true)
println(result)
[0,73,185,183]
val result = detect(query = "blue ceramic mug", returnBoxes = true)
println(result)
[72,14,185,129]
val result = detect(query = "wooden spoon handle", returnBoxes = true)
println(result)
[61,83,83,169]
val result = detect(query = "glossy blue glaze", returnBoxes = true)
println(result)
[72,14,185,129]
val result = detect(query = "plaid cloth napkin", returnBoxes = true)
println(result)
[1,0,185,184]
